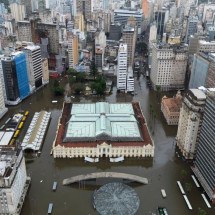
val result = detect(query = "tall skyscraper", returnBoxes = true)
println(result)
[185,16,198,44]
[122,24,136,67]
[24,45,43,90]
[1,52,30,105]
[176,89,206,159]
[17,21,32,42]
[192,89,215,204]
[117,43,128,91]
[76,0,92,20]
[0,61,8,119]
[68,33,79,69]
[142,0,149,18]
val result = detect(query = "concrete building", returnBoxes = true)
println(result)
[198,40,215,53]
[23,45,43,91]
[108,23,122,41]
[17,21,32,42]
[1,52,30,105]
[76,0,92,20]
[176,89,206,159]
[41,58,49,84]
[189,52,215,89]
[52,102,154,159]
[161,91,182,125]
[0,65,8,119]
[117,43,127,91]
[192,89,215,204]
[149,22,157,48]
[114,9,143,34]
[68,33,79,69]
[127,67,134,92]
[10,3,26,22]
[0,147,31,214]
[185,16,198,44]
[122,25,136,67]
[150,43,188,91]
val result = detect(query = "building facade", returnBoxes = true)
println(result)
[117,43,127,91]
[0,147,30,214]
[10,3,26,22]
[24,45,43,90]
[161,91,182,125]
[0,68,8,119]
[176,89,206,159]
[150,43,188,91]
[52,102,154,159]
[122,25,136,67]
[17,21,32,42]
[192,90,215,204]
[185,16,198,44]
[41,58,49,84]
[68,33,79,69]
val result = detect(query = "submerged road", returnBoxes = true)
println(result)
[63,172,148,185]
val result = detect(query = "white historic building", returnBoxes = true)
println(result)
[150,43,188,91]
[52,102,154,159]
[0,147,30,214]
[176,89,206,159]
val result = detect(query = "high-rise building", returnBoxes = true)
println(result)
[1,52,30,105]
[189,52,215,89]
[23,45,43,90]
[41,58,49,84]
[122,24,136,67]
[114,9,143,34]
[142,0,149,19]
[0,147,31,214]
[17,21,32,42]
[76,0,92,20]
[150,43,188,91]
[0,61,8,119]
[68,33,79,69]
[192,89,215,204]
[117,43,128,91]
[176,89,206,159]
[185,16,198,44]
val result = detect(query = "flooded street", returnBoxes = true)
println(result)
[1,76,214,215]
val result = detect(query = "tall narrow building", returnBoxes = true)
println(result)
[68,33,79,69]
[122,24,136,67]
[23,45,43,90]
[176,89,206,159]
[17,21,32,42]
[0,61,8,119]
[192,89,215,204]
[117,43,128,91]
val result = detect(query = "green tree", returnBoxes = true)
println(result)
[67,68,78,76]
[76,72,86,82]
[53,80,60,88]
[91,77,106,95]
[53,86,64,96]
[198,208,207,215]
[69,76,76,85]
[74,83,84,95]
[90,61,98,79]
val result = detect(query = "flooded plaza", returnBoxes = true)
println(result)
[0,75,214,215]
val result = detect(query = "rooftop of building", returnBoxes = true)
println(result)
[0,147,21,178]
[119,43,127,52]
[54,102,153,148]
[190,89,207,100]
[24,45,41,51]
[162,92,182,113]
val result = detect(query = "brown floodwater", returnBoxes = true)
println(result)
[1,76,214,215]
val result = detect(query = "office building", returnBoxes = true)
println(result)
[185,16,198,44]
[150,43,188,91]
[17,21,32,42]
[161,91,182,125]
[24,45,43,90]
[114,9,143,34]
[76,0,92,20]
[41,58,49,84]
[176,89,206,159]
[127,67,134,92]
[1,52,30,105]
[117,43,127,91]
[53,102,154,159]
[122,25,136,67]
[192,89,215,204]
[108,23,122,41]
[0,66,8,119]
[68,33,79,69]
[0,147,30,214]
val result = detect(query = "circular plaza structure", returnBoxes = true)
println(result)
[93,182,140,215]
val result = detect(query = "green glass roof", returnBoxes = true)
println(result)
[64,102,143,142]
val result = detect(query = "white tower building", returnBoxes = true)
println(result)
[23,45,43,91]
[0,60,8,119]
[117,43,128,91]
[176,89,206,159]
